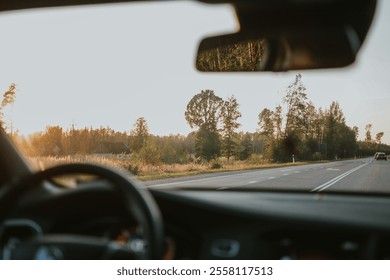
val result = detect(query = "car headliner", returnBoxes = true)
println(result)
[0,0,373,13]
[2,0,220,12]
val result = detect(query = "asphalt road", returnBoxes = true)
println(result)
[145,158,390,193]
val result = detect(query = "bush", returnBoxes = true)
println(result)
[210,159,223,169]
[246,154,269,165]
[122,163,140,175]
[311,152,322,161]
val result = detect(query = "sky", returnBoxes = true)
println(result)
[0,1,389,143]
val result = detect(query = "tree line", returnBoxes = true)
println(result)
[256,74,389,161]
[3,75,390,164]
[184,74,390,162]
[18,123,194,164]
[16,118,262,165]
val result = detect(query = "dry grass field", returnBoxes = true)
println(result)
[27,155,315,181]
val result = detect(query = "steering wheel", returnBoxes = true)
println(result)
[0,163,164,260]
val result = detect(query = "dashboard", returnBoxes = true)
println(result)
[152,189,390,260]
[2,182,390,259]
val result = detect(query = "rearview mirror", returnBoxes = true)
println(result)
[196,37,268,71]
[196,0,377,72]
[196,27,360,71]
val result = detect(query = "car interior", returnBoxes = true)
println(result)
[1,0,390,260]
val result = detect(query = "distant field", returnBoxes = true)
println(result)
[28,155,321,181]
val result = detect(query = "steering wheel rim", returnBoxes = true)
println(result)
[0,163,164,260]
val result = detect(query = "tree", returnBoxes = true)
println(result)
[221,95,241,160]
[138,140,160,165]
[336,123,357,158]
[323,101,347,159]
[258,108,274,137]
[304,101,319,138]
[321,101,356,159]
[130,117,149,152]
[283,74,308,136]
[0,83,16,131]
[238,133,253,160]
[352,126,359,141]
[328,101,345,124]
[258,108,275,160]
[275,74,309,160]
[273,105,283,140]
[185,89,224,132]
[376,132,384,144]
[195,126,221,161]
[185,132,196,156]
[185,90,224,161]
[365,124,372,142]
[40,126,63,156]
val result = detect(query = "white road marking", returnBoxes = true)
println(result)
[311,162,369,192]
[326,168,340,171]
[149,160,367,188]
[247,181,258,184]
[148,169,272,187]
[283,174,289,176]
[149,163,306,187]
[149,171,257,187]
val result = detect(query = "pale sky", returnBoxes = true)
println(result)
[0,1,389,143]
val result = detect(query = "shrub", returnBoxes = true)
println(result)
[122,163,140,175]
[210,159,223,169]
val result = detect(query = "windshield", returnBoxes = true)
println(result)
[0,1,389,193]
